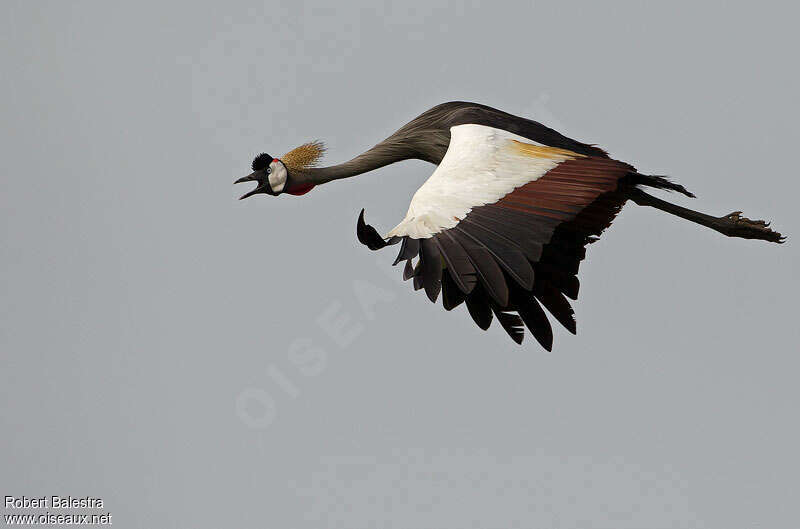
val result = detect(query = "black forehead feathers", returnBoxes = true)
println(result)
[251,152,273,171]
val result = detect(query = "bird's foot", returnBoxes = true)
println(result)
[717,211,786,243]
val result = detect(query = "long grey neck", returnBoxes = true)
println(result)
[292,130,450,187]
[300,142,414,184]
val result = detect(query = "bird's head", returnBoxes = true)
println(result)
[235,141,325,200]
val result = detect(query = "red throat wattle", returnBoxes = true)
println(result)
[288,184,316,196]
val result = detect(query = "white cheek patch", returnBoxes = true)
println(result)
[268,164,287,193]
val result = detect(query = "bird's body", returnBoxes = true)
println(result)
[236,101,784,349]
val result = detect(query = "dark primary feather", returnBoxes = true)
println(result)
[493,308,525,344]
[420,239,442,303]
[465,286,493,330]
[449,229,509,306]
[464,209,545,261]
[516,296,554,351]
[534,285,577,335]
[393,237,420,265]
[441,270,466,311]
[402,259,414,281]
[433,232,477,294]
[412,260,424,291]
[455,221,534,291]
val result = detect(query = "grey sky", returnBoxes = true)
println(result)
[2,1,799,528]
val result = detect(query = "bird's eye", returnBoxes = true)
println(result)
[266,167,272,174]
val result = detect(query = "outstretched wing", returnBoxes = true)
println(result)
[357,123,635,349]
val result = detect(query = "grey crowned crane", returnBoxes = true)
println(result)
[235,101,784,349]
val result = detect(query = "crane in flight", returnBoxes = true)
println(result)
[235,101,784,349]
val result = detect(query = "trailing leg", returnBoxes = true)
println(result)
[629,188,785,244]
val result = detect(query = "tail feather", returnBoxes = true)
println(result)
[633,173,695,198]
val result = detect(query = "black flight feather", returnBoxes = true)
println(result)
[465,286,493,330]
[517,297,554,352]
[463,210,545,261]
[402,259,414,281]
[433,232,477,294]
[393,237,420,265]
[412,260,424,291]
[449,229,509,306]
[420,238,443,303]
[441,271,466,311]
[535,285,577,335]
[493,308,525,344]
[456,219,534,290]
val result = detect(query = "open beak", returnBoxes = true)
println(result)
[234,171,269,200]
